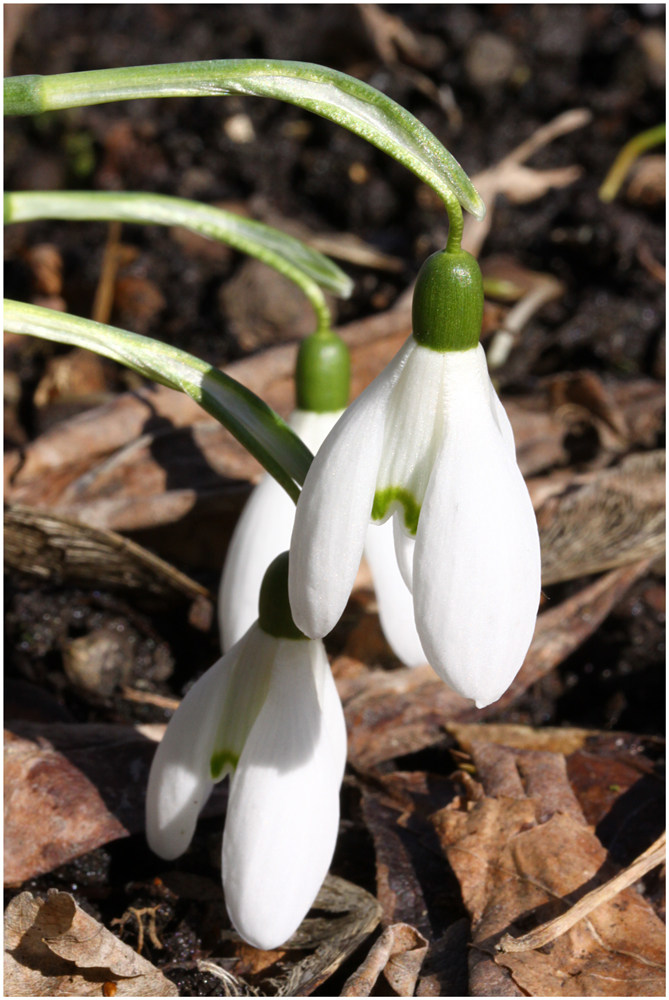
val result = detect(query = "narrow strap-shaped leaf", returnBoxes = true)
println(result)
[4,60,485,219]
[4,191,353,307]
[3,299,313,502]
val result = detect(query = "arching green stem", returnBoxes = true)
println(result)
[3,299,314,502]
[4,190,344,335]
[443,188,464,254]
[4,60,485,220]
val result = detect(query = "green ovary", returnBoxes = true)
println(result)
[371,487,420,535]
[210,748,239,780]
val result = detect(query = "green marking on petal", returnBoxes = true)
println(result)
[210,748,239,780]
[372,487,421,535]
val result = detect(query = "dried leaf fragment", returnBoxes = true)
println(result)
[431,744,666,997]
[340,922,428,997]
[4,889,178,996]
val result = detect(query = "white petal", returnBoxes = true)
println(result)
[209,625,279,777]
[223,639,346,949]
[219,473,295,650]
[218,411,344,651]
[374,340,446,528]
[290,340,414,638]
[414,348,541,709]
[290,408,345,453]
[476,343,516,458]
[364,519,426,667]
[393,510,416,592]
[146,641,243,860]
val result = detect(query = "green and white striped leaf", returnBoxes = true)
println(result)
[3,299,312,502]
[4,190,353,304]
[4,60,485,219]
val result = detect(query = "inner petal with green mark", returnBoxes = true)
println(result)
[372,340,446,536]
[209,626,276,780]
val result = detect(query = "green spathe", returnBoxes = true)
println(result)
[258,552,307,640]
[412,249,483,352]
[296,332,350,412]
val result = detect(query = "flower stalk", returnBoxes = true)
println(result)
[4,190,353,333]
[4,59,485,228]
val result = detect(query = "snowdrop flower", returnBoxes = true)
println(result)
[219,331,426,666]
[147,553,347,950]
[219,409,343,650]
[289,248,541,708]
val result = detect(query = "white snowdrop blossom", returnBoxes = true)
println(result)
[219,410,343,650]
[219,409,426,665]
[147,556,347,950]
[289,337,541,709]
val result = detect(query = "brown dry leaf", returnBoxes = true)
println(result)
[4,889,178,996]
[341,561,650,770]
[446,723,665,880]
[431,743,666,997]
[4,729,129,886]
[34,348,112,409]
[340,921,428,997]
[220,257,329,351]
[4,722,227,884]
[536,451,665,584]
[360,774,461,939]
[446,722,598,757]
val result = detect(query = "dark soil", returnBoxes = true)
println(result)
[4,5,665,996]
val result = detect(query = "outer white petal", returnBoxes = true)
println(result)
[364,519,426,667]
[414,348,541,709]
[223,639,346,950]
[475,343,516,458]
[219,410,344,650]
[290,339,415,638]
[146,640,244,860]
[219,474,295,650]
[291,408,344,454]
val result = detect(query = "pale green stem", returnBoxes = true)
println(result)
[4,190,340,333]
[599,123,666,203]
[3,60,486,221]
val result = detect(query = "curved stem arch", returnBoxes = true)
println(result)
[5,59,485,234]
[4,190,355,334]
[3,299,313,502]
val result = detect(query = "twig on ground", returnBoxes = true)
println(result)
[497,831,666,954]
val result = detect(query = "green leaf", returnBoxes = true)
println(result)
[3,299,313,502]
[4,190,353,303]
[4,60,485,219]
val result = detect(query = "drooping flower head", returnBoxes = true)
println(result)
[147,552,347,950]
[289,248,541,708]
[219,327,426,666]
